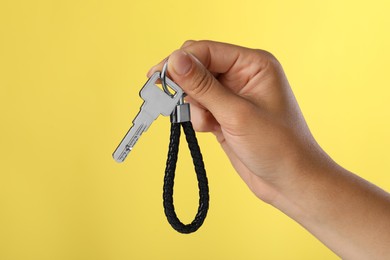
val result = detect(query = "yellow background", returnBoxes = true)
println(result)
[1,0,389,259]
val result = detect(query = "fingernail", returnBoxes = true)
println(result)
[172,50,192,76]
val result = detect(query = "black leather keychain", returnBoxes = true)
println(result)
[112,61,209,233]
[161,62,209,234]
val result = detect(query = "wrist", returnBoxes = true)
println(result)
[269,140,337,209]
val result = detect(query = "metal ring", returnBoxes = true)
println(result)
[160,60,174,97]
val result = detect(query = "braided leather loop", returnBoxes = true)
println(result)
[163,121,209,234]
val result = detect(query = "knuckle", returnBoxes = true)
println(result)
[189,40,213,51]
[253,48,275,60]
[253,49,282,71]
[194,39,210,45]
[181,40,196,48]
[182,40,209,50]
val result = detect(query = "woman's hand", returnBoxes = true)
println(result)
[148,40,323,203]
[149,40,390,259]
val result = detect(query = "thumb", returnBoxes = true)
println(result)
[168,50,245,123]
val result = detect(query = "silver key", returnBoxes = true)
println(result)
[113,71,184,163]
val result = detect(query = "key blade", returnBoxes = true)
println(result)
[112,112,153,163]
[112,123,145,163]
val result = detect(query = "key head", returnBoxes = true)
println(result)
[140,72,184,117]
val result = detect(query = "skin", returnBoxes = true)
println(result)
[148,40,390,259]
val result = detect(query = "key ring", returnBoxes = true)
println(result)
[160,61,174,97]
[161,60,187,100]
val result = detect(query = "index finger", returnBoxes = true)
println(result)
[147,40,272,87]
